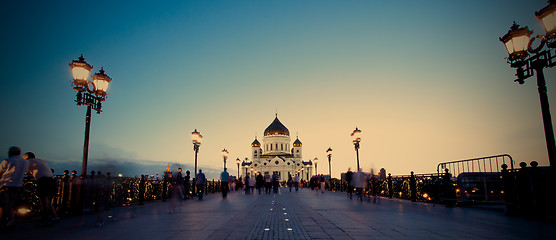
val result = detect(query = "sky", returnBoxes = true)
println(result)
[1,0,554,179]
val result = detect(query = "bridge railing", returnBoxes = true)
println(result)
[325,173,443,203]
[436,154,514,204]
[323,155,516,205]
[436,154,514,177]
[15,175,224,218]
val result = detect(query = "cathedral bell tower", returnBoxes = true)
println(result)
[251,138,261,159]
[293,137,302,158]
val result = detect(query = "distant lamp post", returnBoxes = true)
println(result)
[236,157,241,177]
[222,148,229,170]
[351,127,362,171]
[69,55,112,177]
[244,165,249,177]
[326,147,333,177]
[500,0,556,169]
[314,157,318,176]
[191,129,202,176]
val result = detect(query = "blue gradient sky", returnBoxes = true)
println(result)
[1,0,554,179]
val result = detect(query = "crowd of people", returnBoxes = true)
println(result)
[0,146,337,229]
[0,146,59,228]
[234,171,313,196]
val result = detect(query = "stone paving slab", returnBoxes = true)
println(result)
[1,188,555,240]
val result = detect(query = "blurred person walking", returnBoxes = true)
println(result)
[264,173,272,194]
[287,174,293,192]
[244,174,250,194]
[346,169,353,199]
[272,172,280,193]
[293,174,299,191]
[353,171,366,202]
[0,146,29,228]
[23,152,59,225]
[184,170,191,199]
[320,176,326,193]
[220,168,230,199]
[256,173,264,194]
[248,174,255,194]
[176,168,184,199]
[196,169,206,200]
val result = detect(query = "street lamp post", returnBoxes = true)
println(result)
[351,127,362,171]
[326,147,333,177]
[314,157,318,176]
[222,148,228,170]
[191,129,202,189]
[500,0,556,169]
[236,157,241,177]
[69,55,112,177]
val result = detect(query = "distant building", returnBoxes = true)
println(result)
[379,168,387,179]
[242,115,313,181]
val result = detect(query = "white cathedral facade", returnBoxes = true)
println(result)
[242,115,313,181]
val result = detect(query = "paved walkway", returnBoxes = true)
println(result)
[1,188,554,240]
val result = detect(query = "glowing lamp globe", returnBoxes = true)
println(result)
[536,0,556,39]
[69,55,93,88]
[351,127,362,143]
[499,22,532,62]
[191,129,202,145]
[91,68,112,97]
[326,147,333,156]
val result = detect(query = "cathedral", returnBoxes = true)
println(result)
[242,115,313,181]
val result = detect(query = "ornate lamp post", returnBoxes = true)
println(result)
[305,164,310,180]
[314,157,318,176]
[191,129,202,176]
[222,148,229,170]
[69,55,112,177]
[326,147,333,177]
[500,0,556,168]
[236,157,241,177]
[351,127,362,171]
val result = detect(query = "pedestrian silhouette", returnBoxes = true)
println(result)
[410,171,417,202]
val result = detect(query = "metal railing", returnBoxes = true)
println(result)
[436,154,514,204]
[436,154,514,177]
[16,175,224,217]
